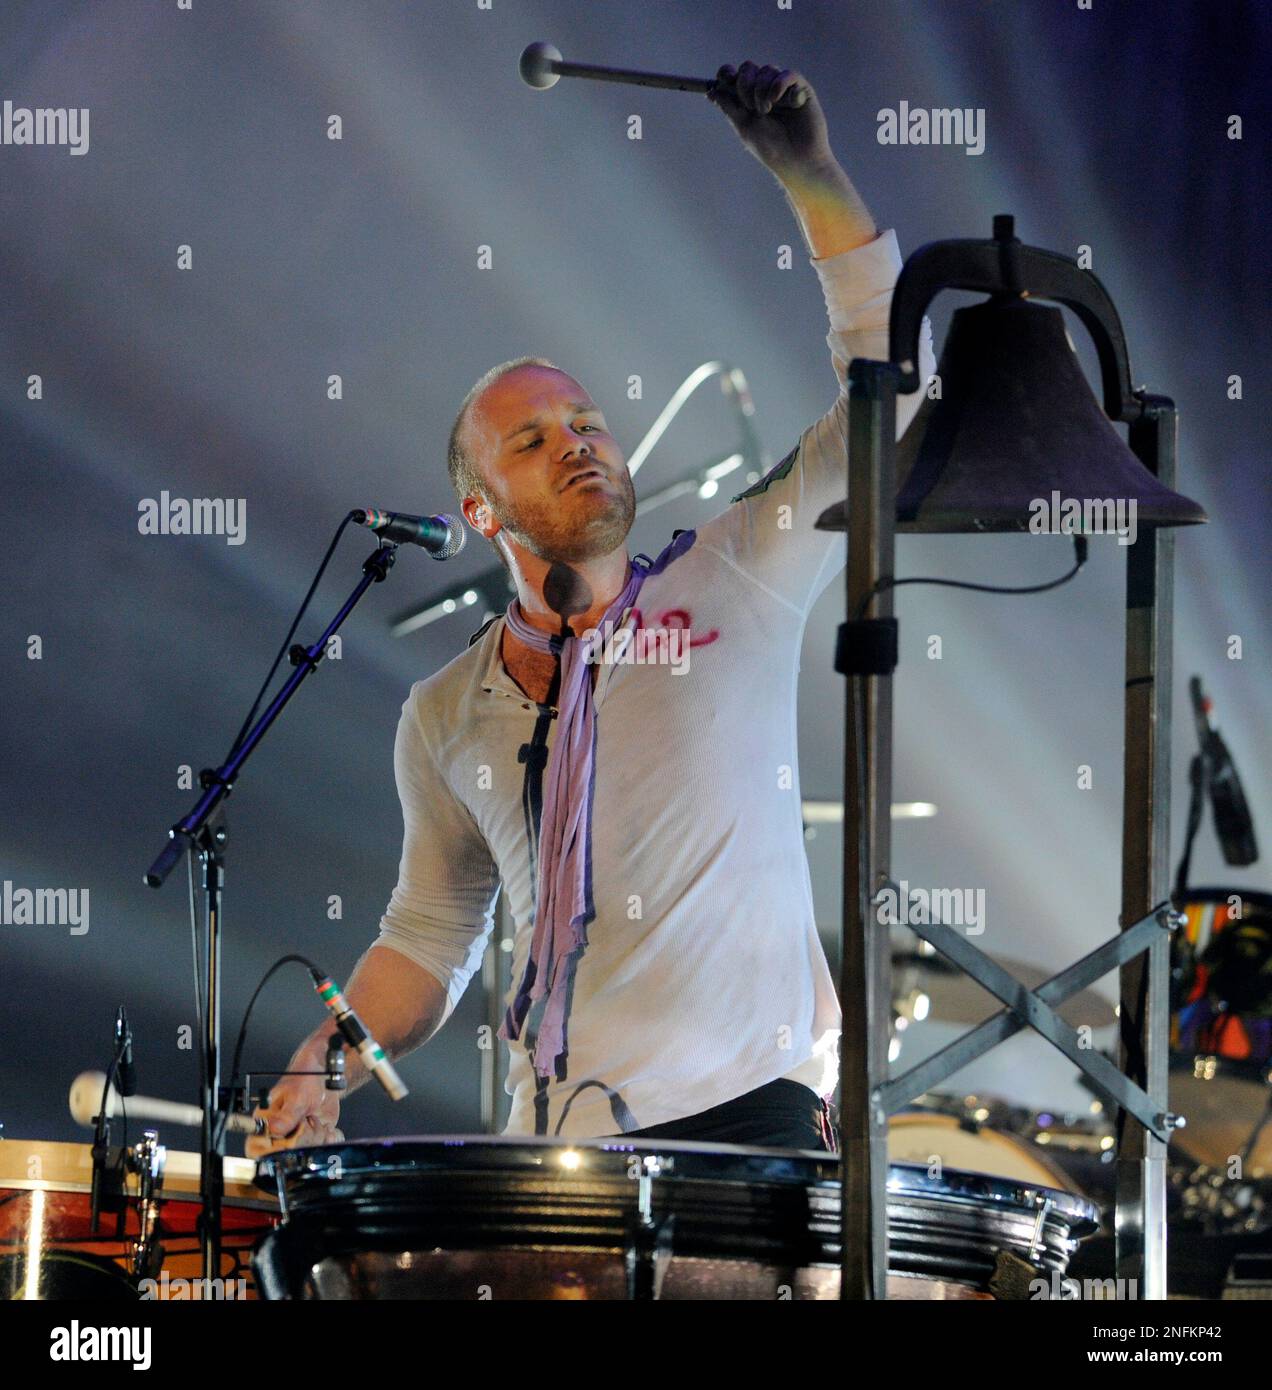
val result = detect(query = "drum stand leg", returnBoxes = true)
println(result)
[624,1213,675,1300]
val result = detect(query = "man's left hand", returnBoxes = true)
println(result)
[708,61,834,184]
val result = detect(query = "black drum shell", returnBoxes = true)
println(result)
[252,1135,1098,1300]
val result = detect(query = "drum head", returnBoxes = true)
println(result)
[0,1138,266,1207]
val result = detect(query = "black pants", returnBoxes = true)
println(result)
[618,1079,838,1152]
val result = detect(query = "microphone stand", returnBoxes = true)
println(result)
[89,1031,130,1238]
[1174,748,1206,901]
[144,542,398,1283]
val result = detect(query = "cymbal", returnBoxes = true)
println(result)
[1168,1057,1272,1173]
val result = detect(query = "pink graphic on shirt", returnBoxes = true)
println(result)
[629,606,720,651]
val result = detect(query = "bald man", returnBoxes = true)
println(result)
[250,61,933,1157]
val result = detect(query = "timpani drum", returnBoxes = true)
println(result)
[252,1134,1098,1300]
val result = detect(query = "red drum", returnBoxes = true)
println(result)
[0,1139,278,1300]
[1171,889,1272,1175]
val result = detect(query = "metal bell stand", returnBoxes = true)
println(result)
[827,215,1206,1300]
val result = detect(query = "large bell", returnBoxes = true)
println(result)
[890,296,1207,533]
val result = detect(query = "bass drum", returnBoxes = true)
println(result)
[252,1134,1098,1300]
[888,1110,1081,1189]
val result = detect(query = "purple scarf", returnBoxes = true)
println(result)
[498,558,648,1078]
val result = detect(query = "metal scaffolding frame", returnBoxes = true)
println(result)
[834,364,1181,1302]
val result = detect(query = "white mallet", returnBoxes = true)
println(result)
[519,41,807,107]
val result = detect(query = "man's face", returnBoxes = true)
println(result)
[461,366,636,566]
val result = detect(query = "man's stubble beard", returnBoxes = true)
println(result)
[491,470,637,567]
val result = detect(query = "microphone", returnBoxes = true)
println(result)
[115,1006,136,1097]
[310,969,409,1102]
[353,508,466,559]
[70,1071,265,1135]
[1191,676,1258,867]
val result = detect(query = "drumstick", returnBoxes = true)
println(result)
[69,1070,265,1135]
[518,41,808,108]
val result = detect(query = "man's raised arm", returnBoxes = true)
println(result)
[701,61,936,614]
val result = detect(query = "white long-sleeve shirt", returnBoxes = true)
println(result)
[377,228,936,1138]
